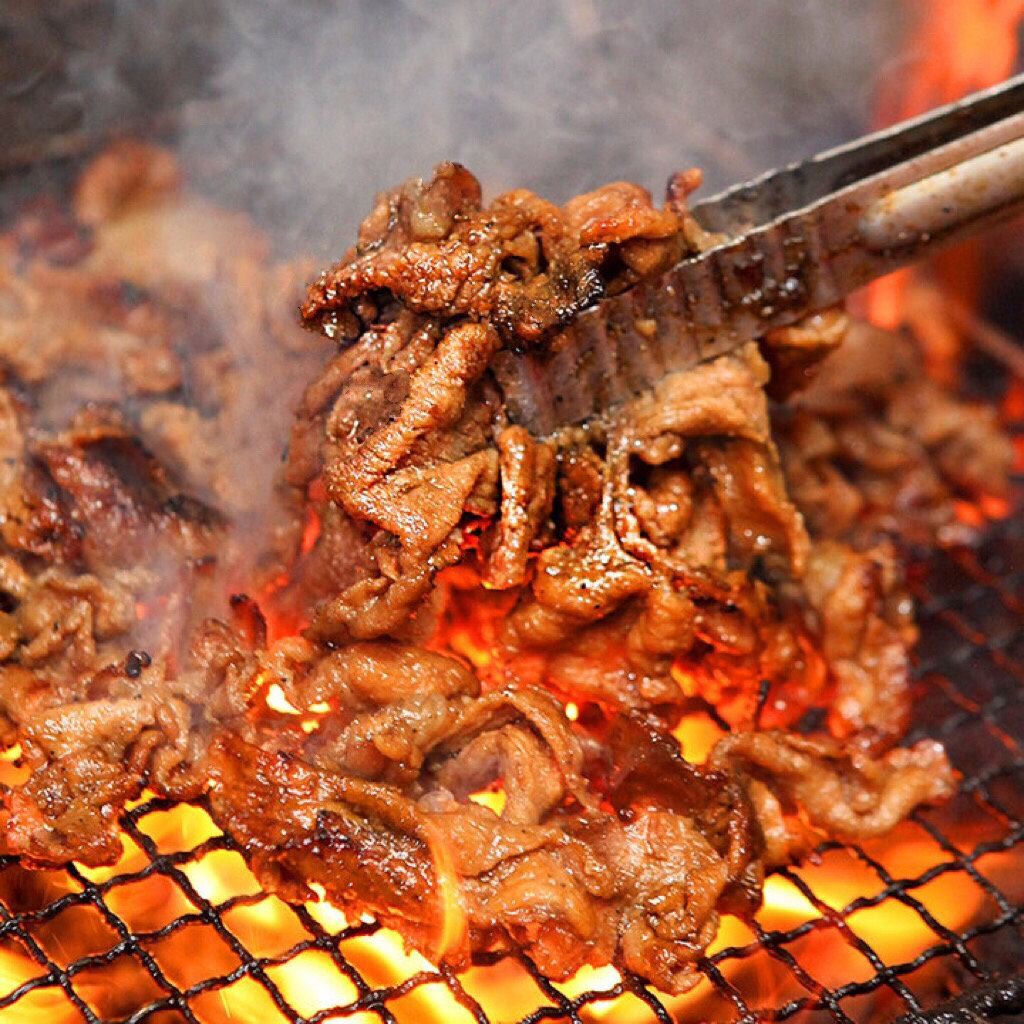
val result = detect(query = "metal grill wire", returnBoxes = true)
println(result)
[0,454,1022,1024]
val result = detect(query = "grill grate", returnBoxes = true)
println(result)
[1,484,1022,1023]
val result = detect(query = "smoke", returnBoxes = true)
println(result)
[171,0,909,257]
[1,0,918,254]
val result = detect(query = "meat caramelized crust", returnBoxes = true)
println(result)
[206,647,765,992]
[0,152,1007,991]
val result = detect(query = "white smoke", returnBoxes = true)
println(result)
[175,0,911,257]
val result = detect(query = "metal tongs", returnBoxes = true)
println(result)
[684,70,1024,341]
[501,72,1024,432]
[497,72,1024,433]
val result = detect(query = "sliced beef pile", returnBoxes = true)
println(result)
[0,142,324,864]
[284,162,712,641]
[0,153,1003,992]
[206,636,950,993]
[290,162,1007,747]
[301,162,706,346]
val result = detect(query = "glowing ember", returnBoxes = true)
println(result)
[672,713,725,765]
[264,681,301,715]
[867,267,914,330]
[467,787,507,815]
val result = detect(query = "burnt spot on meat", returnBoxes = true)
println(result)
[123,650,151,678]
[32,414,223,571]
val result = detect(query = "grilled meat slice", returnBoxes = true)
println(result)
[207,717,763,995]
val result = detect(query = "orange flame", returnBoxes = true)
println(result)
[867,0,1024,327]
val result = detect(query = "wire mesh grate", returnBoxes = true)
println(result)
[1,500,1022,1022]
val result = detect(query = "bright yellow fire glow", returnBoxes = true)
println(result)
[672,712,724,765]
[265,682,301,714]
[467,787,507,815]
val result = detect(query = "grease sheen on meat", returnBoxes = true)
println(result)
[291,162,1003,746]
